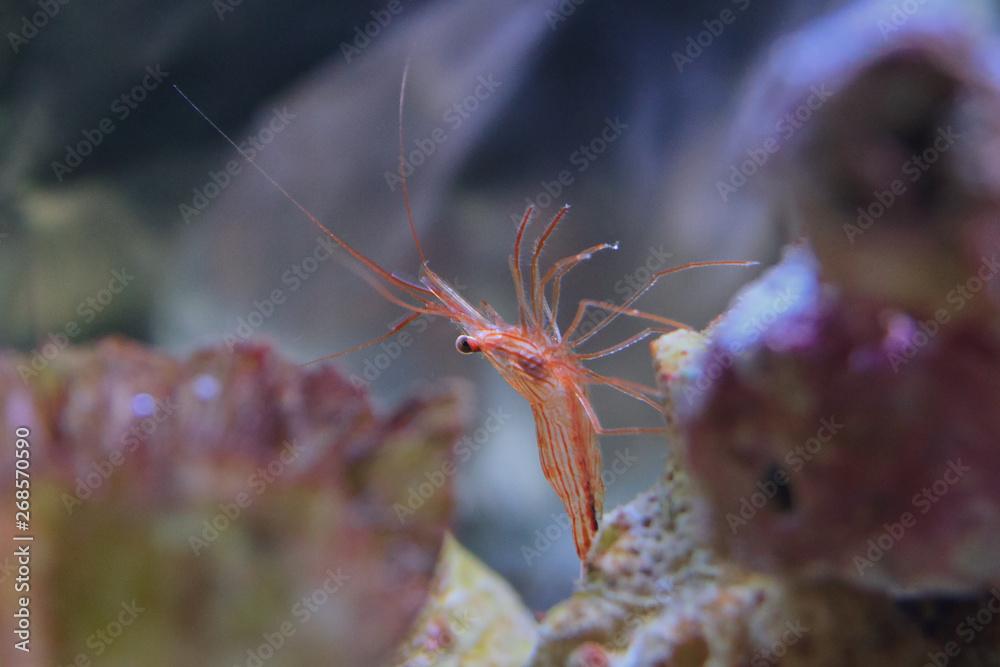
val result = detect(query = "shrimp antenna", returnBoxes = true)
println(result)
[398,59,427,265]
[172,84,433,304]
[511,206,535,328]
[530,204,570,325]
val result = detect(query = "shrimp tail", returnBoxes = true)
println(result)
[532,398,604,560]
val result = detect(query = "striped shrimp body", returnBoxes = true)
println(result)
[526,380,603,559]
[419,264,606,557]
[406,214,751,560]
[459,327,604,557]
[176,79,755,562]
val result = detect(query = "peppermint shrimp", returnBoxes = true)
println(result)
[174,80,754,561]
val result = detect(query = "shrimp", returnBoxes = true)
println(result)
[174,79,755,561]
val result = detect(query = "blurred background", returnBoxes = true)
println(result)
[2,0,996,611]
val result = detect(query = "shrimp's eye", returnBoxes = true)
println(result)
[455,335,480,354]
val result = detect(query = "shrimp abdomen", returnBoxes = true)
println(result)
[531,383,603,560]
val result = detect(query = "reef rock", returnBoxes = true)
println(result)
[395,533,537,667]
[0,338,467,667]
[528,329,1000,666]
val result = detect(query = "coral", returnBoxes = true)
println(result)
[743,1,1000,313]
[0,338,467,666]
[394,533,537,666]
[679,4,1000,595]
[528,329,1000,666]
[679,245,1000,594]
[528,468,727,666]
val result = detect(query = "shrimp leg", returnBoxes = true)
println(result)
[564,299,693,344]
[575,391,667,437]
[574,327,673,361]
[568,261,756,345]
[303,312,424,365]
[582,370,664,413]
[542,242,619,337]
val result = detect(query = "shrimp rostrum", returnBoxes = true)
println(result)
[176,82,754,562]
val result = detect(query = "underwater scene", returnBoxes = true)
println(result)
[3,0,1000,665]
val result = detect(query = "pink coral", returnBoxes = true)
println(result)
[0,338,467,666]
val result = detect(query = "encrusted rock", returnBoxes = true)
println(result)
[680,240,1000,594]
[394,533,537,666]
[682,1,1000,596]
[739,2,1000,313]
[0,338,467,666]
[529,329,1000,666]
